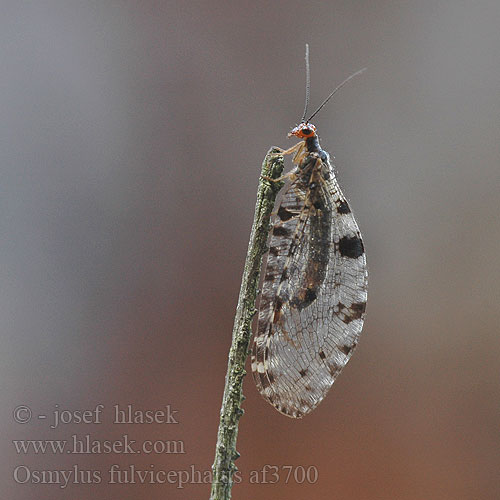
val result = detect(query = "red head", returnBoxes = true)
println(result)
[288,122,317,139]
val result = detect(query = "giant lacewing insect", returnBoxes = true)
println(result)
[251,46,368,418]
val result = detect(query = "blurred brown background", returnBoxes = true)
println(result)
[2,1,500,499]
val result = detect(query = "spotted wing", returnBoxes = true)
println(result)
[251,157,368,418]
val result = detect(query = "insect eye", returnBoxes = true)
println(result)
[301,127,312,136]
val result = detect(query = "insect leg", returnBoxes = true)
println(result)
[269,141,303,158]
[261,169,298,184]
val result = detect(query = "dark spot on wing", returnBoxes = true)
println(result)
[277,206,295,221]
[269,246,279,256]
[337,200,351,214]
[339,344,353,355]
[351,301,367,318]
[303,288,317,306]
[319,350,326,360]
[299,369,308,377]
[264,269,277,280]
[273,225,291,237]
[339,235,364,258]
[341,301,367,324]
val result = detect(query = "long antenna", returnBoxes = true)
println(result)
[300,44,311,123]
[306,67,367,122]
